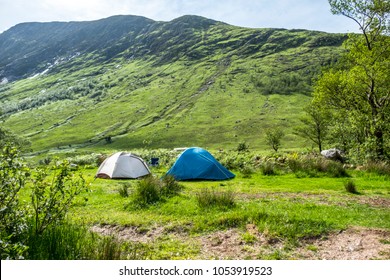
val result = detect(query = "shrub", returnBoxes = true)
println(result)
[67,153,103,167]
[130,175,183,208]
[196,188,236,210]
[240,165,255,178]
[287,156,348,178]
[260,162,277,176]
[325,160,349,178]
[160,175,183,197]
[0,145,30,259]
[132,176,161,207]
[31,160,87,235]
[118,183,130,198]
[364,161,390,176]
[344,180,358,194]
[237,141,249,152]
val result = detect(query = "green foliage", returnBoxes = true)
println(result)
[1,145,88,259]
[295,103,332,152]
[265,127,285,152]
[260,161,278,176]
[315,0,390,160]
[0,16,346,153]
[241,232,257,244]
[0,127,31,151]
[67,153,103,167]
[0,145,30,259]
[240,165,255,178]
[196,188,236,210]
[287,155,349,178]
[25,220,147,260]
[118,183,130,198]
[129,175,183,208]
[344,179,359,194]
[160,175,184,197]
[31,160,87,235]
[363,161,390,176]
[131,176,161,207]
[236,141,249,152]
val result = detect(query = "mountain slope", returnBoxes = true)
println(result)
[0,15,347,153]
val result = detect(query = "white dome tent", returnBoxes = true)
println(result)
[96,152,151,179]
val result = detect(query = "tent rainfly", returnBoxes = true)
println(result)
[166,147,235,181]
[96,152,151,179]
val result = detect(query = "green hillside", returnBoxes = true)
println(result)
[0,15,346,154]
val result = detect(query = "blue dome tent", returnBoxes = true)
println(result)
[166,147,235,181]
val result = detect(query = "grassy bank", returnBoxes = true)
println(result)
[62,163,390,259]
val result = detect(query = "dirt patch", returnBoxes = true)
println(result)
[90,224,166,243]
[296,227,390,260]
[90,224,390,260]
[195,224,281,260]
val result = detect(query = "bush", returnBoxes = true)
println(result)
[240,165,255,178]
[118,183,130,198]
[0,145,30,259]
[132,176,161,207]
[364,161,390,176]
[130,175,183,208]
[236,141,249,152]
[0,145,87,259]
[31,160,87,235]
[160,175,183,197]
[196,188,236,210]
[344,180,358,194]
[260,162,277,176]
[67,153,103,167]
[287,156,348,178]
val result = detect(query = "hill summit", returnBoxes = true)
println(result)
[0,15,346,152]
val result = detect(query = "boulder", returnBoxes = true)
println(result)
[321,148,344,162]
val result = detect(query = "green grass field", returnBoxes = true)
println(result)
[59,160,390,260]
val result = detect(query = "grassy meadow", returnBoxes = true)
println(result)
[26,150,388,260]
[1,17,388,260]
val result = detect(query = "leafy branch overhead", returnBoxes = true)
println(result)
[309,0,390,159]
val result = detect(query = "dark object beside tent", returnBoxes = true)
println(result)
[166,147,235,181]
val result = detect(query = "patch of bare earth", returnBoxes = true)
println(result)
[195,225,280,260]
[90,224,389,260]
[90,224,166,243]
[296,227,390,260]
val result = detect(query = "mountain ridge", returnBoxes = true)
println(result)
[0,15,345,82]
[0,15,347,152]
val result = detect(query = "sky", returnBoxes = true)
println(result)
[0,0,361,34]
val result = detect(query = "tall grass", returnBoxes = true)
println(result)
[344,179,359,194]
[287,157,348,178]
[196,188,236,210]
[129,175,183,208]
[260,162,277,176]
[364,161,390,177]
[25,220,147,260]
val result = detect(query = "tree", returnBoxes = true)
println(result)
[295,103,332,153]
[265,127,284,152]
[314,0,390,159]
